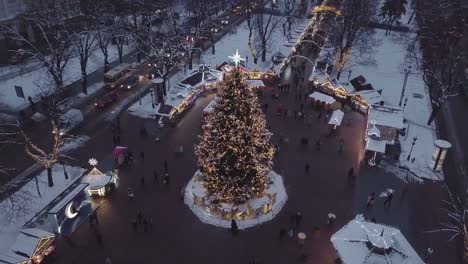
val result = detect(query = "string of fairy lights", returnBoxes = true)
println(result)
[196,68,274,205]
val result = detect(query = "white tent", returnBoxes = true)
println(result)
[328,110,344,126]
[309,91,336,104]
[331,215,425,264]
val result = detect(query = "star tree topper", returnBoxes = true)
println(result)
[228,49,245,68]
[88,158,98,167]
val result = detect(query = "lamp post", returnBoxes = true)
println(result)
[403,98,408,111]
[399,66,411,106]
[150,89,155,108]
[407,136,418,161]
[211,27,216,55]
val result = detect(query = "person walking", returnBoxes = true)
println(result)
[231,219,238,235]
[384,191,394,208]
[106,257,112,264]
[366,192,376,209]
[424,248,434,262]
[347,167,354,182]
[137,210,143,225]
[140,151,145,162]
[305,163,310,174]
[338,139,344,154]
[295,211,303,226]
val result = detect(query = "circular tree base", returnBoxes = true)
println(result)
[184,170,287,229]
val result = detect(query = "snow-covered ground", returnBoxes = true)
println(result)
[0,45,133,112]
[127,92,157,119]
[349,29,439,182]
[199,16,309,71]
[0,165,85,254]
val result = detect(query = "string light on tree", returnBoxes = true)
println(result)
[195,66,274,204]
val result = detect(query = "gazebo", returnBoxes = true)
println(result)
[331,215,425,264]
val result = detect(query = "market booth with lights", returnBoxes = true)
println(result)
[0,228,55,264]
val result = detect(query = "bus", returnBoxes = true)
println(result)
[104,63,132,88]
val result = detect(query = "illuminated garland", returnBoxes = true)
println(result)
[312,5,341,16]
[195,68,274,204]
[248,39,257,61]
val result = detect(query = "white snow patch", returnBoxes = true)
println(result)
[127,93,157,119]
[349,29,440,181]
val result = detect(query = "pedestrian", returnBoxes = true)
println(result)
[347,167,354,182]
[137,210,143,224]
[327,213,336,225]
[153,169,158,184]
[164,160,168,173]
[112,135,117,145]
[163,173,170,185]
[179,186,185,200]
[95,230,103,246]
[366,192,375,209]
[140,151,145,162]
[116,135,121,145]
[305,163,310,174]
[315,139,321,151]
[424,248,434,262]
[370,217,377,223]
[106,257,112,264]
[143,218,148,233]
[295,211,303,226]
[140,176,145,186]
[288,228,294,238]
[131,219,137,232]
[347,118,352,126]
[338,139,344,153]
[279,228,286,240]
[127,187,135,199]
[384,191,394,208]
[317,111,322,119]
[230,219,238,235]
[149,217,153,232]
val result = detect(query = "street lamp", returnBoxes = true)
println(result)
[399,66,411,106]
[211,27,216,55]
[406,136,418,161]
[403,98,408,111]
[150,89,155,108]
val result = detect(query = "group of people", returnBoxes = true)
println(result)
[131,210,153,233]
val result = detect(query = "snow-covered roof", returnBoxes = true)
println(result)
[246,79,265,87]
[354,90,383,106]
[328,110,344,126]
[366,138,387,153]
[0,228,54,263]
[331,215,424,264]
[370,106,404,130]
[81,168,112,189]
[179,64,223,89]
[309,92,336,104]
[48,183,88,214]
[165,84,192,108]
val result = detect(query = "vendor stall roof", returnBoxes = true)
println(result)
[354,90,383,106]
[370,106,404,130]
[366,138,387,153]
[328,110,344,126]
[246,79,265,87]
[0,228,54,264]
[165,84,191,108]
[309,91,336,104]
[48,183,88,214]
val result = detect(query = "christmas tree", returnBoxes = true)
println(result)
[196,68,274,205]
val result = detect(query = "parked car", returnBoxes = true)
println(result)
[58,109,84,135]
[95,90,118,108]
[121,75,139,90]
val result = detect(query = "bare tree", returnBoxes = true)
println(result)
[253,1,284,62]
[429,182,468,264]
[68,16,97,95]
[1,14,73,114]
[410,1,464,125]
[330,0,377,80]
[282,0,298,17]
[185,0,213,38]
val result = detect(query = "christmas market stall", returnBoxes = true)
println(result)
[328,109,344,131]
[0,228,55,264]
[309,91,341,110]
[331,214,424,264]
[81,166,118,197]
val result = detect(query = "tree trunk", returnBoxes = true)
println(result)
[104,52,109,72]
[47,167,53,187]
[81,67,88,95]
[261,47,266,62]
[464,233,468,264]
[118,44,123,63]
[337,70,342,80]
[427,105,440,125]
